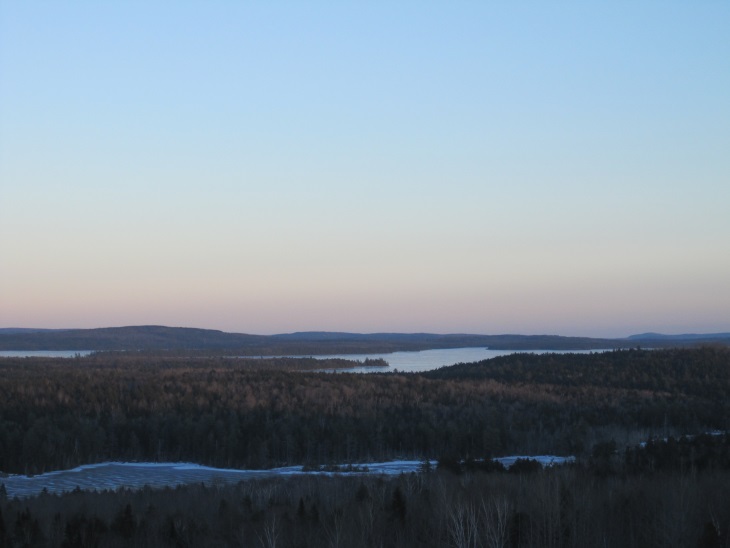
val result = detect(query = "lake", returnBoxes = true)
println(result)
[0,347,608,372]
[275,347,607,373]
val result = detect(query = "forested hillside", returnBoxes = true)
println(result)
[8,325,728,352]
[1,348,728,475]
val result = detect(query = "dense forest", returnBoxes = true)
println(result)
[1,348,728,475]
[1,347,730,546]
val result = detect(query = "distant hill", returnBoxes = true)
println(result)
[0,325,728,353]
[628,332,730,341]
[0,328,70,334]
[0,325,266,351]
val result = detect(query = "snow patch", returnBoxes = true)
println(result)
[1,457,570,499]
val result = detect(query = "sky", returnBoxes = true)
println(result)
[1,2,729,337]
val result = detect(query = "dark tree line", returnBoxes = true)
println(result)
[0,325,646,352]
[2,465,730,547]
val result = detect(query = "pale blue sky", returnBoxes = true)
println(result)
[1,2,729,336]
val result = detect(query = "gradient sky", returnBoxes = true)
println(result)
[1,2,729,337]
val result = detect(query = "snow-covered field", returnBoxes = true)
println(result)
[1,457,574,499]
[1,461,425,498]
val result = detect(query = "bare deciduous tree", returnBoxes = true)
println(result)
[481,496,511,548]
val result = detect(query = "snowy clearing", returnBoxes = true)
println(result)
[1,456,573,499]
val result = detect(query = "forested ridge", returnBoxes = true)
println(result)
[2,348,730,547]
[6,325,728,352]
[1,348,728,475]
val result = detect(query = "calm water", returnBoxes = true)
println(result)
[0,348,607,372]
[277,347,607,373]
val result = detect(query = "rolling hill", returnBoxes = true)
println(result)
[1,325,728,353]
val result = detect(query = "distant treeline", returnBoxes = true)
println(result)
[7,325,728,353]
[1,348,729,475]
